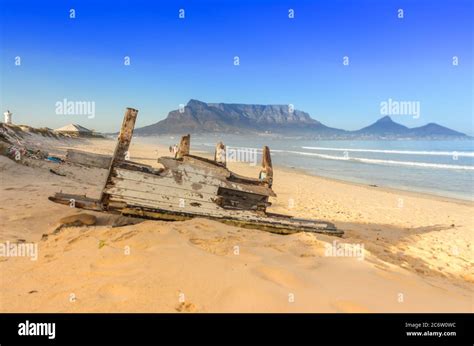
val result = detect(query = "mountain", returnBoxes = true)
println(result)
[354,116,410,136]
[352,116,469,139]
[134,100,344,136]
[133,100,470,139]
[408,123,467,138]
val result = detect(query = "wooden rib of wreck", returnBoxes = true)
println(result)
[49,108,343,236]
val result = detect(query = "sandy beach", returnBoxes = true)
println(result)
[0,136,472,312]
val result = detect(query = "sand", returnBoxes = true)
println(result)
[0,136,472,312]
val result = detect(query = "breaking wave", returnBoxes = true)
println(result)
[301,146,474,157]
[272,150,474,170]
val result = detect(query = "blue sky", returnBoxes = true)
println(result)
[0,0,472,133]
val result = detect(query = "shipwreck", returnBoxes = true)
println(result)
[49,108,342,236]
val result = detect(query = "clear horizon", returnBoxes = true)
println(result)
[1,0,472,134]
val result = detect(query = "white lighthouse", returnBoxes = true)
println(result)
[3,110,12,124]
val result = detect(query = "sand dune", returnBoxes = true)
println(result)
[0,137,472,312]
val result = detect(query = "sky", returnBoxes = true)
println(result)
[0,0,472,134]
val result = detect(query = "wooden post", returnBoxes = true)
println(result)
[113,108,139,161]
[214,141,226,166]
[100,107,139,205]
[259,146,273,187]
[175,134,190,159]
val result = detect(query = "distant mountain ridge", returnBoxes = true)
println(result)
[134,100,470,139]
[354,116,467,139]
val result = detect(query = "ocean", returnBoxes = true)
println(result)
[137,135,474,201]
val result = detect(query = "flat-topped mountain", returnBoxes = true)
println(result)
[134,100,343,136]
[133,100,470,139]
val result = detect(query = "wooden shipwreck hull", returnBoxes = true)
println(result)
[49,108,342,236]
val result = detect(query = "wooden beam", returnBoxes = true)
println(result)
[100,107,139,205]
[113,108,139,161]
[48,193,102,211]
[214,141,226,166]
[260,146,273,187]
[175,134,190,159]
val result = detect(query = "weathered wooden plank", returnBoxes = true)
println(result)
[176,134,190,159]
[221,177,276,197]
[47,193,102,211]
[259,145,273,187]
[48,193,341,235]
[107,194,224,215]
[118,205,264,221]
[159,156,230,178]
[115,165,275,197]
[66,149,111,169]
[181,155,275,195]
[183,155,231,177]
[120,198,267,220]
[116,160,158,174]
[157,163,229,185]
[101,108,139,204]
[105,185,219,208]
[229,172,265,185]
[214,141,226,166]
[216,187,270,211]
[109,176,218,198]
[158,157,274,196]
[118,204,341,235]
[113,108,139,161]
[113,168,220,194]
[217,218,340,235]
[121,207,192,221]
[53,188,332,231]
[106,190,221,212]
[118,205,261,223]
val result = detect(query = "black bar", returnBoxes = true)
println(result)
[0,313,472,345]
